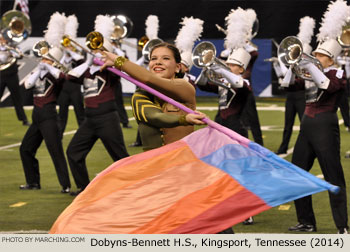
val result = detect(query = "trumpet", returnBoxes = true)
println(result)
[278,36,323,81]
[192,41,232,90]
[32,40,69,73]
[137,35,149,51]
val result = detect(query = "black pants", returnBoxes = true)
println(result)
[58,80,85,133]
[292,112,348,230]
[20,109,70,188]
[67,111,129,189]
[216,113,248,138]
[0,72,28,122]
[241,93,263,145]
[114,82,129,125]
[277,91,305,153]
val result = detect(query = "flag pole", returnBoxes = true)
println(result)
[93,58,339,194]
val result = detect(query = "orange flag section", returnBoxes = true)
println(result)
[50,141,243,234]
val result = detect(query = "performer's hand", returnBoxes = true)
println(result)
[100,51,118,71]
[185,111,207,125]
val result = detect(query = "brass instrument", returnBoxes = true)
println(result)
[85,31,108,51]
[32,40,68,73]
[278,36,323,81]
[61,34,90,55]
[110,15,133,42]
[337,18,350,65]
[137,35,149,51]
[142,38,164,61]
[0,10,31,70]
[1,10,31,44]
[192,41,232,89]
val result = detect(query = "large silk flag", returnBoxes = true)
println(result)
[50,125,337,234]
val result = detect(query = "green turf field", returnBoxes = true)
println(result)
[0,97,349,233]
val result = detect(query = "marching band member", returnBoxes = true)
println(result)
[20,46,71,193]
[58,14,85,134]
[174,16,204,85]
[240,8,264,147]
[195,7,254,229]
[283,0,348,234]
[275,16,315,155]
[0,21,29,126]
[66,15,129,196]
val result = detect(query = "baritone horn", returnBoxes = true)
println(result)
[192,41,232,89]
[278,36,323,81]
[337,18,350,65]
[1,10,31,44]
[110,15,133,41]
[32,40,68,73]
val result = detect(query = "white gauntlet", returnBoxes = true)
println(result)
[24,68,41,89]
[304,63,329,89]
[44,63,61,79]
[195,69,209,86]
[210,66,243,88]
[281,66,295,87]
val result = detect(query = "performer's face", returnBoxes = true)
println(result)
[315,53,334,69]
[149,47,181,79]
[228,63,244,75]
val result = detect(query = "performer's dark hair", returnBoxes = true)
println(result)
[150,42,182,64]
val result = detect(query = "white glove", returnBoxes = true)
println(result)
[69,49,84,62]
[195,69,209,86]
[24,68,41,89]
[113,47,126,57]
[303,63,330,89]
[44,63,61,79]
[38,62,47,71]
[278,57,288,76]
[85,53,95,66]
[281,66,295,87]
[273,61,284,78]
[209,65,243,88]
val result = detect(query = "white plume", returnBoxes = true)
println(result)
[145,15,159,39]
[225,7,251,50]
[175,16,204,53]
[65,15,79,39]
[317,0,350,41]
[245,9,257,39]
[94,15,114,39]
[44,12,66,47]
[297,16,315,44]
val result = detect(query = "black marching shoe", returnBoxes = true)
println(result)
[337,228,348,234]
[70,188,84,196]
[19,183,41,190]
[122,123,132,128]
[61,187,71,194]
[243,216,254,225]
[275,150,287,155]
[22,120,31,126]
[288,223,316,232]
